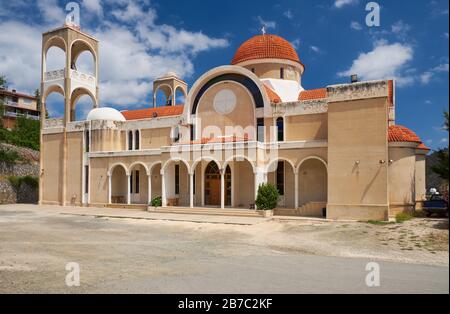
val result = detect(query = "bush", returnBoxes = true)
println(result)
[255,183,279,210]
[0,147,21,164]
[8,175,38,190]
[151,196,162,207]
[396,212,413,223]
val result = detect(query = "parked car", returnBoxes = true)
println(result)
[422,194,449,218]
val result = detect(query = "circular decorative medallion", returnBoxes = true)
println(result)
[213,89,237,115]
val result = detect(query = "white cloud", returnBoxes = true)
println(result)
[37,0,65,26]
[283,10,294,19]
[0,0,229,110]
[338,41,414,86]
[82,0,103,17]
[391,20,411,40]
[309,46,323,54]
[291,39,301,49]
[420,63,449,84]
[440,137,449,143]
[256,16,276,30]
[350,21,362,31]
[334,0,358,9]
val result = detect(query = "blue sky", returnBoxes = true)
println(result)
[0,0,448,149]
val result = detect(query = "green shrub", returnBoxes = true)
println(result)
[255,183,279,210]
[0,147,21,164]
[7,175,38,190]
[151,196,162,207]
[396,212,413,223]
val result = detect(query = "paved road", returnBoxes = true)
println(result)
[0,205,448,294]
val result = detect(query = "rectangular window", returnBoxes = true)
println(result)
[135,170,140,194]
[85,131,90,153]
[128,131,133,150]
[193,173,196,195]
[84,166,89,194]
[175,164,180,195]
[276,161,285,196]
[135,131,140,150]
[190,125,195,141]
[257,118,264,142]
[280,68,285,79]
[130,172,133,193]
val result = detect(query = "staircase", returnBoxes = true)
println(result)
[274,202,327,217]
[150,206,266,218]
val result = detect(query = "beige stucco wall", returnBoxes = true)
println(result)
[415,154,427,203]
[388,146,416,216]
[141,128,172,149]
[286,113,328,141]
[298,159,327,206]
[327,97,389,221]
[197,82,256,140]
[243,62,300,83]
[91,129,124,152]
[41,133,63,204]
[66,131,83,205]
[232,161,254,208]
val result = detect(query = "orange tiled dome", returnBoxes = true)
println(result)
[232,34,302,65]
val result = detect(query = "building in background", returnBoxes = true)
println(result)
[0,88,40,129]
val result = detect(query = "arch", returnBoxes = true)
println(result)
[296,156,328,173]
[154,84,173,107]
[191,73,264,114]
[107,163,129,177]
[70,87,97,121]
[223,155,256,174]
[42,84,65,103]
[266,157,296,174]
[174,85,187,105]
[43,36,67,56]
[162,158,191,174]
[129,162,149,175]
[70,39,97,65]
[149,161,162,174]
[191,156,222,174]
[204,161,222,206]
[184,65,270,123]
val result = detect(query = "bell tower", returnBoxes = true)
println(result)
[41,23,99,125]
[153,72,188,107]
[40,24,99,206]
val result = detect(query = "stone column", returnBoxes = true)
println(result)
[189,173,194,208]
[127,174,131,205]
[294,171,299,209]
[161,170,167,207]
[147,172,152,205]
[108,174,112,204]
[221,170,225,209]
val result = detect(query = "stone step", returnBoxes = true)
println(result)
[151,207,265,217]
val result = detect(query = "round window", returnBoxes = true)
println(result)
[213,89,236,115]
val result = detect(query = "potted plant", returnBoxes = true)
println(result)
[255,183,279,217]
[149,196,162,211]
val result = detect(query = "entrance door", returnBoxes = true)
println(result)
[205,161,221,206]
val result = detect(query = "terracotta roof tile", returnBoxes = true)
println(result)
[182,135,249,145]
[416,143,431,151]
[232,34,303,66]
[263,85,282,104]
[388,125,422,143]
[299,88,327,101]
[121,105,184,120]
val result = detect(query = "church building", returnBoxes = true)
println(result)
[39,24,429,221]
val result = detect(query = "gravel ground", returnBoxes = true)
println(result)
[0,205,448,293]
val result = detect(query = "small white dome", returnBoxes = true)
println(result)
[165,71,178,78]
[87,107,126,122]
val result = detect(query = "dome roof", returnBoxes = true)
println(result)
[87,107,126,122]
[232,34,302,66]
[388,125,421,143]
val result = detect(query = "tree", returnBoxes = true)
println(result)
[255,183,279,210]
[431,111,449,182]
